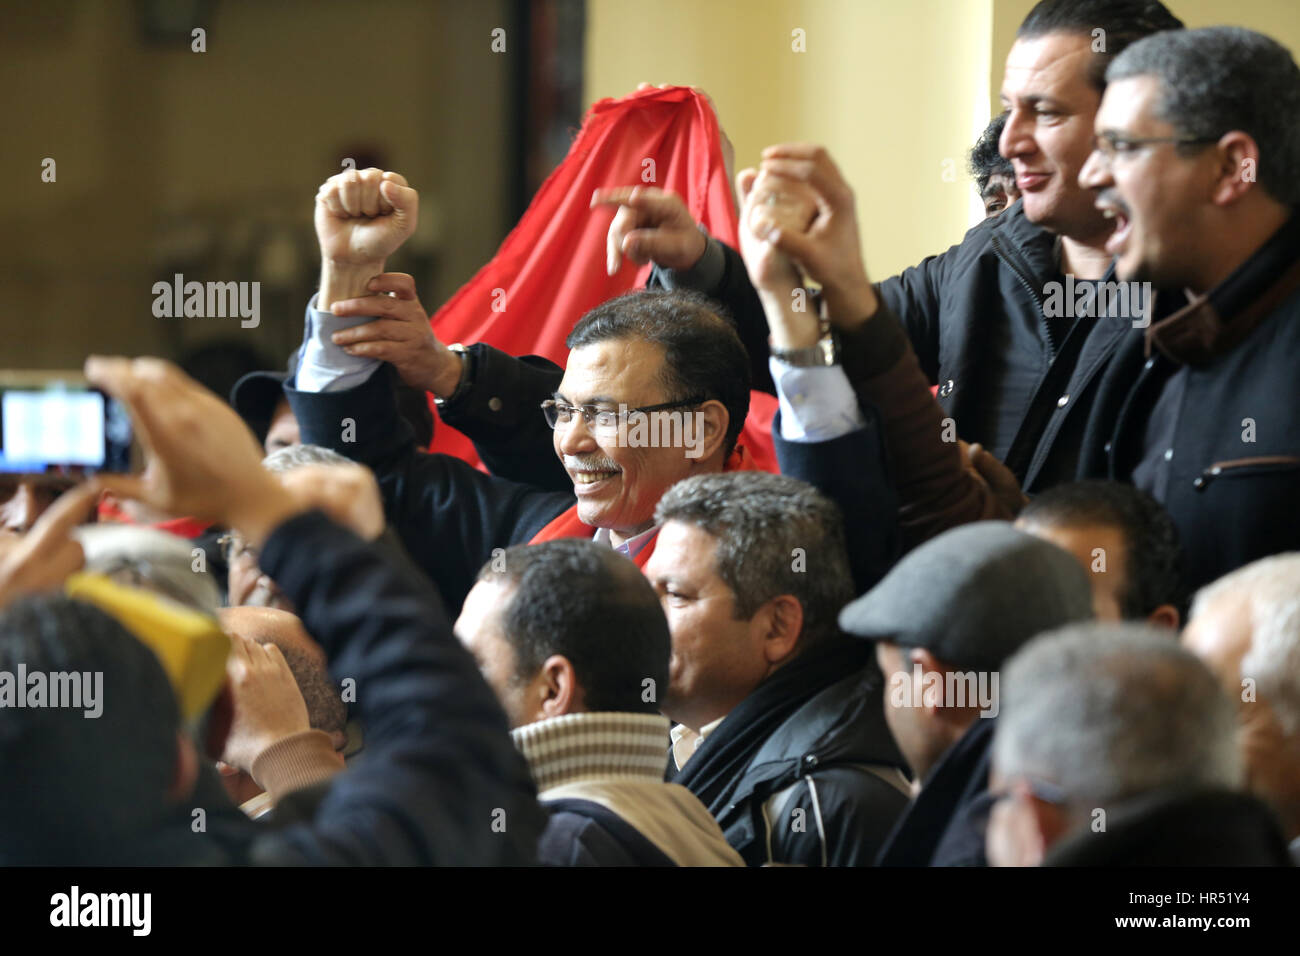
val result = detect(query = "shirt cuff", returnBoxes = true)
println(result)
[295,293,382,393]
[655,233,725,293]
[249,729,344,803]
[770,357,866,442]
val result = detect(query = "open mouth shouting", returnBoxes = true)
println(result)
[1096,190,1133,256]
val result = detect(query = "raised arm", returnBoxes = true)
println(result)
[86,356,547,865]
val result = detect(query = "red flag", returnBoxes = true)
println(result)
[427,85,778,472]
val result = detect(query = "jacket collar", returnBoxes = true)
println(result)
[727,665,906,805]
[1147,210,1300,366]
[987,200,1063,288]
[511,711,671,794]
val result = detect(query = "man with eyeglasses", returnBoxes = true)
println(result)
[598,0,1186,500]
[1074,26,1300,591]
[282,147,899,612]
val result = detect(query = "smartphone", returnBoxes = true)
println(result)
[0,372,134,478]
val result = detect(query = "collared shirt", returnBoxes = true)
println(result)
[296,294,380,393]
[670,716,725,771]
[593,523,659,561]
[511,711,673,793]
[769,357,866,442]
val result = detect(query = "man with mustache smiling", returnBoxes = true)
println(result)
[282,169,898,612]
[1075,25,1300,590]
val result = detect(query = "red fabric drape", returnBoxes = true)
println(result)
[426,84,778,472]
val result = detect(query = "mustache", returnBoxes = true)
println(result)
[1098,188,1131,218]
[564,454,621,472]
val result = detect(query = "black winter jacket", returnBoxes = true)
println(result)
[667,203,1185,492]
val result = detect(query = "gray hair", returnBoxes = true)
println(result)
[73,524,220,616]
[994,622,1241,817]
[1191,553,1300,737]
[261,443,352,474]
[1107,26,1300,205]
[654,472,854,649]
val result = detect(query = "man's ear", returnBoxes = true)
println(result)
[693,400,730,465]
[538,655,583,719]
[1146,603,1181,631]
[167,732,200,803]
[1211,131,1261,206]
[909,647,944,717]
[1021,783,1073,863]
[758,594,804,666]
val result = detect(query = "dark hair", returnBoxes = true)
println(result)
[477,539,669,714]
[1017,0,1184,91]
[566,289,751,458]
[969,112,1014,196]
[654,472,854,651]
[1020,480,1185,620]
[1107,26,1300,206]
[255,635,347,737]
[0,596,181,864]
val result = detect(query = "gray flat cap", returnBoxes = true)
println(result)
[839,521,1093,671]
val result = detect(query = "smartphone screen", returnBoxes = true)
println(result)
[0,380,134,476]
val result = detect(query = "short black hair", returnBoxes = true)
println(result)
[1017,0,1184,91]
[566,289,751,458]
[0,596,180,864]
[477,539,669,714]
[969,112,1014,196]
[255,634,347,737]
[1108,26,1300,206]
[1019,480,1185,621]
[655,472,855,652]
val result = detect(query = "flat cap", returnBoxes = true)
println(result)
[839,521,1093,671]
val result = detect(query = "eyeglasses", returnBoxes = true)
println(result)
[990,775,1068,807]
[218,531,260,566]
[1092,131,1218,164]
[540,397,707,435]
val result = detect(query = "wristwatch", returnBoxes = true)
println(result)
[771,332,838,367]
[433,343,472,406]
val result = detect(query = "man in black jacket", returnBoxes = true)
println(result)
[0,356,546,865]
[650,472,911,866]
[609,0,1184,494]
[839,521,1094,866]
[287,167,899,612]
[1075,26,1300,592]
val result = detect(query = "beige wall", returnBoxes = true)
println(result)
[1,0,511,368]
[992,0,1300,105]
[586,0,994,281]
[589,0,1300,284]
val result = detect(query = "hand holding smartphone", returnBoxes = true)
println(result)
[0,372,135,480]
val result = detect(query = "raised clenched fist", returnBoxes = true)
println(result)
[314,168,419,268]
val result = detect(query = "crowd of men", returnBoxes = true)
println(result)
[1,0,1298,867]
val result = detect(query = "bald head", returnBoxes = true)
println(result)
[1183,554,1300,839]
